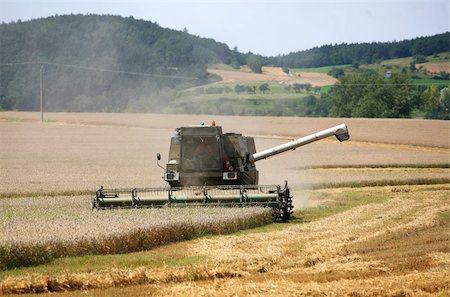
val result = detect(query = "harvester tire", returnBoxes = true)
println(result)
[280,181,294,222]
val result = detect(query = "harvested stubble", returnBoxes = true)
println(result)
[1,185,448,296]
[0,196,272,270]
[0,265,247,294]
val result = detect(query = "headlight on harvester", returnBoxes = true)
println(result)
[223,172,238,180]
[165,172,179,181]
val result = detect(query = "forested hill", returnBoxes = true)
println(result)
[1,14,234,70]
[268,32,449,68]
[0,14,237,111]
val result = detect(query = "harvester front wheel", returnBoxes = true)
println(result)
[279,181,294,222]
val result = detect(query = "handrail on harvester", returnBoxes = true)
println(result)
[249,123,349,163]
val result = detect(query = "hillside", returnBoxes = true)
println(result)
[0,14,236,111]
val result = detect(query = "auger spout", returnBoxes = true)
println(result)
[249,123,349,163]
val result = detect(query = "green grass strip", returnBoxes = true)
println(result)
[312,178,450,190]
[299,164,450,170]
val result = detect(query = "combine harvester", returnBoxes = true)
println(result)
[93,123,349,221]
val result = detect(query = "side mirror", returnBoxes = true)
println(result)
[156,153,165,171]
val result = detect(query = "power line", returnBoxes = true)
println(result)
[0,61,201,81]
[0,61,448,86]
[0,62,38,66]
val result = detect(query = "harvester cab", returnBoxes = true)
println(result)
[163,124,259,187]
[93,123,349,222]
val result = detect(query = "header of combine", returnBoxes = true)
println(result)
[161,123,349,187]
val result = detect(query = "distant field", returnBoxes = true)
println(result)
[357,52,450,83]
[412,78,450,86]
[207,66,337,87]
[291,64,350,74]
[380,56,413,67]
[416,62,450,73]
[380,52,449,68]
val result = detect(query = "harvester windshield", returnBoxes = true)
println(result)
[181,136,221,171]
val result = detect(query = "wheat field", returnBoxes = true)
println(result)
[0,195,271,270]
[1,112,448,198]
[0,112,449,296]
[1,185,448,296]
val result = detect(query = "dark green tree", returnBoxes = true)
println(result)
[259,83,270,93]
[246,54,263,73]
[329,73,413,118]
[327,67,345,78]
[423,86,450,120]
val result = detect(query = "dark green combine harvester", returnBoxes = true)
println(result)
[93,123,349,222]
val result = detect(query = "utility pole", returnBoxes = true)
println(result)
[40,65,44,122]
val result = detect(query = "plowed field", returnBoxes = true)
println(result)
[417,62,450,73]
[207,66,337,86]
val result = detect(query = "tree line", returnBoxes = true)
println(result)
[268,32,449,68]
[314,73,449,119]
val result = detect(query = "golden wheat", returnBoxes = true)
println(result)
[0,195,272,270]
[2,111,449,195]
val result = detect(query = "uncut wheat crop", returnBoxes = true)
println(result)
[0,196,272,270]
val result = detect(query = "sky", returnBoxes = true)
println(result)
[0,0,448,56]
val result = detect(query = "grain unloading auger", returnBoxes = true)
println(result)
[93,123,349,222]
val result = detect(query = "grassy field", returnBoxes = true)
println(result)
[382,52,449,67]
[0,112,449,295]
[291,65,350,74]
[412,78,450,86]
